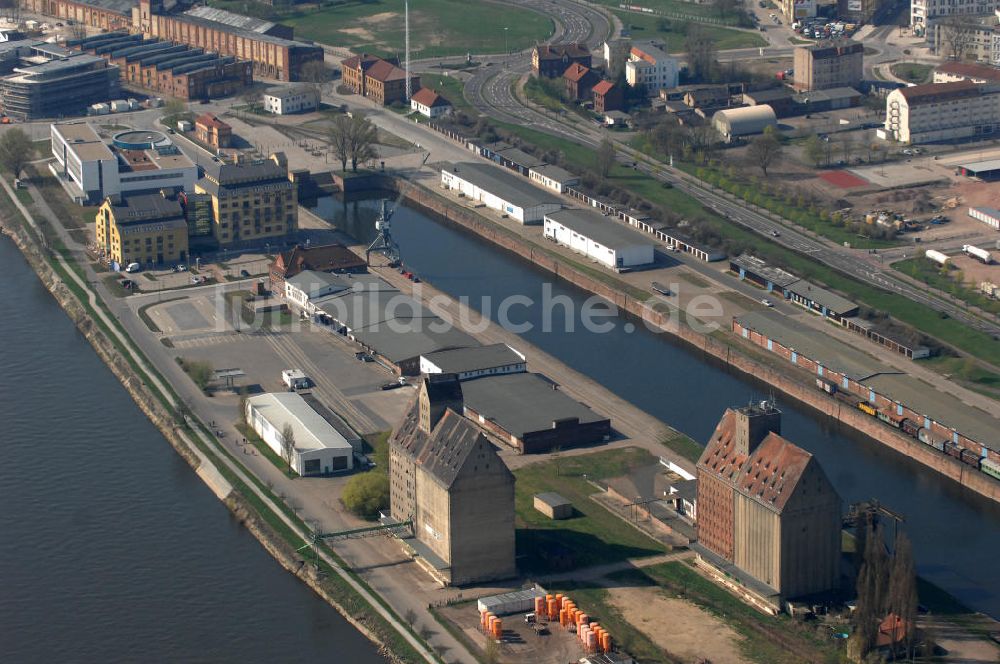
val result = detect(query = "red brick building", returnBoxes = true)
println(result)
[340,53,419,106]
[563,63,598,102]
[269,243,367,294]
[21,0,132,32]
[195,113,232,149]
[531,43,591,78]
[592,79,623,113]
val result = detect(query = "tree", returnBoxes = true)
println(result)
[0,128,34,179]
[328,114,353,172]
[239,87,261,116]
[887,533,918,660]
[852,520,890,661]
[340,471,390,519]
[939,17,975,61]
[685,23,718,82]
[840,135,855,164]
[299,60,331,96]
[347,114,378,172]
[747,127,782,176]
[713,0,738,18]
[596,137,616,178]
[280,422,295,476]
[804,134,826,168]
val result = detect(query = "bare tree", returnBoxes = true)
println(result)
[746,127,782,177]
[0,128,35,179]
[939,17,975,61]
[299,60,331,96]
[804,134,826,168]
[887,533,918,660]
[347,114,378,172]
[596,137,616,178]
[281,422,295,476]
[840,135,855,164]
[328,114,352,172]
[685,23,718,82]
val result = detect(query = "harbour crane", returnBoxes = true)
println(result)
[366,153,429,267]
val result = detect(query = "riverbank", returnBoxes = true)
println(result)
[0,194,436,664]
[391,179,1000,505]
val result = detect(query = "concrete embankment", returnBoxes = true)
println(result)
[394,181,1000,504]
[0,221,418,664]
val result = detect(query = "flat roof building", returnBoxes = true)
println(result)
[460,372,611,454]
[420,344,527,381]
[529,163,580,193]
[543,208,655,270]
[625,41,679,96]
[792,41,863,92]
[0,50,120,121]
[884,80,1000,144]
[245,392,354,476]
[440,162,562,224]
[263,84,319,115]
[95,190,189,268]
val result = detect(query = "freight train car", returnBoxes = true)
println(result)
[983,458,1000,481]
[901,419,920,437]
[816,377,837,394]
[858,401,877,417]
[918,428,946,451]
[876,410,904,428]
[960,449,982,469]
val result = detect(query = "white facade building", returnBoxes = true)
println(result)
[625,42,679,96]
[244,392,354,476]
[440,162,562,224]
[543,208,655,270]
[263,85,319,115]
[50,122,197,204]
[912,0,999,31]
[884,80,1000,143]
[528,164,580,193]
[410,87,452,118]
[419,343,526,381]
[969,206,1000,229]
[284,270,352,314]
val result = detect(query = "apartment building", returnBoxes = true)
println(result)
[95,190,189,266]
[340,53,419,106]
[563,63,599,101]
[911,0,999,32]
[532,43,591,78]
[625,42,679,96]
[884,79,1000,143]
[934,60,1000,84]
[0,48,119,121]
[792,41,863,91]
[194,153,297,247]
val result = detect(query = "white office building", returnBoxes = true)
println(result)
[912,0,1000,31]
[528,164,580,193]
[244,392,354,476]
[440,162,562,224]
[884,80,1000,144]
[50,122,197,204]
[543,208,655,270]
[263,84,320,115]
[625,42,679,97]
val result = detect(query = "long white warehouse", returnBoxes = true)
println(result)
[441,162,562,224]
[543,208,655,269]
[969,206,1000,230]
[244,392,354,476]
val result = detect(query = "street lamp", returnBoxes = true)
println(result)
[504,27,509,68]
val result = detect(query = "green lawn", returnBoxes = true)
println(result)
[237,422,300,478]
[599,0,729,20]
[612,10,765,52]
[892,257,1000,317]
[279,0,554,59]
[416,73,471,114]
[660,431,703,463]
[890,62,933,84]
[514,447,667,575]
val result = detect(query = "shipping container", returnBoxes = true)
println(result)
[900,419,919,437]
[960,449,981,469]
[816,377,837,394]
[946,444,963,460]
[857,401,877,416]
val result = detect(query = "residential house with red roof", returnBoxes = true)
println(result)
[410,87,452,118]
[340,53,420,106]
[532,43,591,78]
[563,63,599,101]
[592,79,623,113]
[195,113,232,149]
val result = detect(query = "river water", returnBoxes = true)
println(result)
[0,237,386,662]
[315,194,1000,618]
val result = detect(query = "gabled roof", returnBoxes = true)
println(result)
[935,60,1000,83]
[697,409,751,482]
[391,402,498,488]
[195,113,230,130]
[563,62,591,82]
[410,87,450,107]
[592,79,615,95]
[535,43,590,60]
[341,53,382,70]
[366,58,408,82]
[275,243,367,276]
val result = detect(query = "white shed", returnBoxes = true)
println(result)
[543,208,655,270]
[244,392,354,476]
[440,162,562,224]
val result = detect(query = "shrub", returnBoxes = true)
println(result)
[341,472,390,520]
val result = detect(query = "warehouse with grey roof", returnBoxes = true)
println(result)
[440,162,562,224]
[544,208,655,270]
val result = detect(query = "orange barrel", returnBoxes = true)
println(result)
[578,625,589,643]
[590,622,599,631]
[602,633,612,653]
[586,631,598,652]
[534,596,545,615]
[569,608,579,626]
[545,593,553,605]
[547,598,558,619]
[494,618,502,639]
[480,611,487,628]
[559,608,566,626]
[577,612,589,626]
[555,593,563,609]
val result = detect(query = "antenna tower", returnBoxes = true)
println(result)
[405,0,411,101]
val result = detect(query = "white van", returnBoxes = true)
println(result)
[125,262,141,273]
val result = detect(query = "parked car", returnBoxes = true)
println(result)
[770,229,781,237]
[240,269,250,277]
[761,298,774,307]
[125,262,141,273]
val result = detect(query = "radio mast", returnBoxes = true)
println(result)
[405,0,412,101]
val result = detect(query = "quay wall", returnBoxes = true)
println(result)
[396,181,1000,504]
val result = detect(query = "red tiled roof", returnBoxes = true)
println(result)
[366,58,408,82]
[196,113,229,130]
[897,79,980,104]
[563,63,591,82]
[340,53,382,70]
[592,80,614,95]
[411,87,450,107]
[274,243,366,277]
[535,42,590,60]
[935,61,1000,82]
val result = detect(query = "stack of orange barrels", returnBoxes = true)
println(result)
[534,596,545,617]
[546,596,558,621]
[493,617,503,640]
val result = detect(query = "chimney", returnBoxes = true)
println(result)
[733,400,781,456]
[418,373,463,434]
